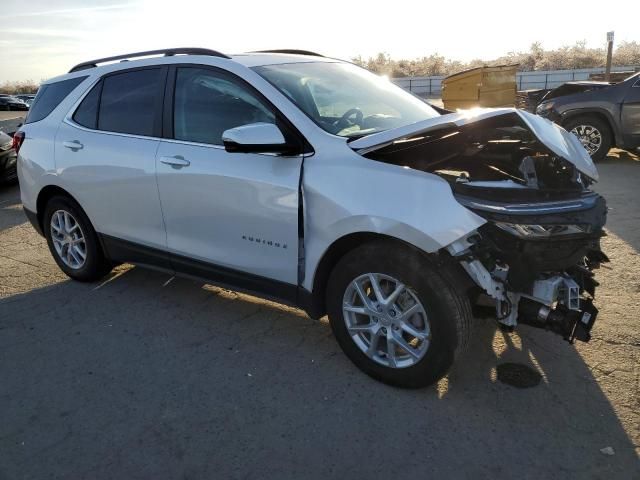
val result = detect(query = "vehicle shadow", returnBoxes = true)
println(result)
[0,266,637,479]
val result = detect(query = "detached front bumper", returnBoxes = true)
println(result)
[447,191,608,343]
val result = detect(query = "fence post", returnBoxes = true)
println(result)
[409,79,412,93]
[544,73,548,89]
[429,77,432,95]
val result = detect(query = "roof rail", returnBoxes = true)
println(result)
[68,48,231,73]
[252,49,324,57]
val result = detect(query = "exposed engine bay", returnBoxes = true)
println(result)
[362,111,609,342]
[363,112,591,191]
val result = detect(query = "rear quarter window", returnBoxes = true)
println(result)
[25,76,87,124]
[73,81,101,129]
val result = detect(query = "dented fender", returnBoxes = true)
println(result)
[301,150,486,292]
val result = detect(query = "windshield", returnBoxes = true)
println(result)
[625,71,640,83]
[253,62,439,138]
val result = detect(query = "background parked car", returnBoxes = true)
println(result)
[15,94,36,107]
[0,95,29,111]
[0,130,17,184]
[536,72,640,161]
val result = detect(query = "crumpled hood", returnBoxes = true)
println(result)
[349,108,599,181]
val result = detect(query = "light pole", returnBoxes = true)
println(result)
[605,31,614,82]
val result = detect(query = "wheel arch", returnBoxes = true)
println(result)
[305,232,435,319]
[35,185,84,234]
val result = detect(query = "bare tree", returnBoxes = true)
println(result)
[353,42,640,77]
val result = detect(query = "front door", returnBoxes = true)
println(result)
[621,76,640,146]
[155,66,303,286]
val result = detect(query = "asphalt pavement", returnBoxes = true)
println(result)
[0,112,25,134]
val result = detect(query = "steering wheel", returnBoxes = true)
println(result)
[333,108,364,133]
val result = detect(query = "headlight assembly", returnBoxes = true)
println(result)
[535,102,555,115]
[494,222,591,238]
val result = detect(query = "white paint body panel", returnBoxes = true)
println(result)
[55,121,166,249]
[18,121,59,212]
[155,140,301,283]
[300,144,487,291]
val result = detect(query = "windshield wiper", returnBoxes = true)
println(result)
[346,134,369,142]
[345,129,384,142]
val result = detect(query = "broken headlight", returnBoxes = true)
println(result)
[494,222,591,238]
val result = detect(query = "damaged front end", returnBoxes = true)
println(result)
[445,207,607,342]
[354,108,609,342]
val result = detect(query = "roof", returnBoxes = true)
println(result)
[45,49,339,85]
[231,52,338,67]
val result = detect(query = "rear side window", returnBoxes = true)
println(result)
[25,76,86,124]
[97,68,163,136]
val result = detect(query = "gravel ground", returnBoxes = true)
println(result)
[0,150,638,479]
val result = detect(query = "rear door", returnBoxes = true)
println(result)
[155,65,303,286]
[56,66,169,256]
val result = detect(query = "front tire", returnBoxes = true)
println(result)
[564,115,612,162]
[326,241,472,388]
[43,196,112,282]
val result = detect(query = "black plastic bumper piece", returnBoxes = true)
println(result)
[518,297,598,343]
[23,207,43,236]
[570,298,598,342]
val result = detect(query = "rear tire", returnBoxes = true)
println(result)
[43,196,112,282]
[326,241,472,388]
[564,115,612,162]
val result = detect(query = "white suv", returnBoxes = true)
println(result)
[17,48,608,387]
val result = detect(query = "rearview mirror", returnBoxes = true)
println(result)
[222,122,295,154]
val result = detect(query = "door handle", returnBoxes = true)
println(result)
[63,140,83,150]
[159,155,190,168]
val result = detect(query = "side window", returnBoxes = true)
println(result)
[98,68,163,136]
[173,67,275,145]
[25,76,87,124]
[73,81,101,129]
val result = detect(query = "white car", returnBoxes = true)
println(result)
[16,48,608,387]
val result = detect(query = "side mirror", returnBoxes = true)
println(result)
[222,122,295,154]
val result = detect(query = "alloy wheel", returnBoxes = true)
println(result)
[570,124,602,155]
[342,273,431,368]
[50,210,87,269]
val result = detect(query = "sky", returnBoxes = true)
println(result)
[0,0,637,82]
